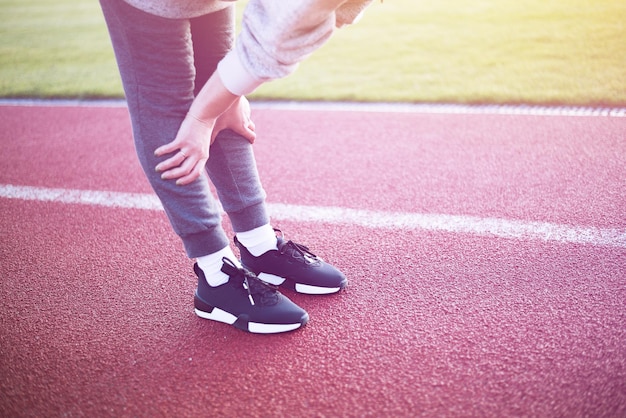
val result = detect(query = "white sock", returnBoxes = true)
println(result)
[196,246,241,287]
[236,224,278,257]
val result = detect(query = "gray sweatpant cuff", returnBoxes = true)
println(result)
[182,226,231,259]
[227,200,271,234]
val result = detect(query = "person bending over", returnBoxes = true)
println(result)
[99,0,373,333]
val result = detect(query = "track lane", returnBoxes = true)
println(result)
[1,105,624,228]
[1,104,625,417]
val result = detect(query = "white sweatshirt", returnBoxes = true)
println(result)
[122,0,373,95]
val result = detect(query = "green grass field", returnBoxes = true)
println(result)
[1,0,625,105]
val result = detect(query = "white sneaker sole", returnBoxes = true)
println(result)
[257,272,342,295]
[294,283,341,295]
[194,307,303,334]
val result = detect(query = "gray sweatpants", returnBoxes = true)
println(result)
[99,0,270,258]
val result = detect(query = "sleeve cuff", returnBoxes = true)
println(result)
[217,49,265,96]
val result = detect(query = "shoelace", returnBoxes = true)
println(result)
[273,228,321,265]
[280,240,321,265]
[245,273,280,306]
[223,258,279,306]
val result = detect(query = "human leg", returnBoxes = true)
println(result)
[100,0,308,333]
[190,8,280,261]
[190,7,273,236]
[190,7,280,285]
[99,0,229,258]
[188,6,346,295]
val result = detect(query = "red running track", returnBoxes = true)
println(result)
[0,103,625,417]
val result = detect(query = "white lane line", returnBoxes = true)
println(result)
[1,184,625,248]
[1,99,625,117]
[253,101,626,118]
[0,184,163,210]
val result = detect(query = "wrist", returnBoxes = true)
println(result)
[189,71,240,122]
[186,112,213,127]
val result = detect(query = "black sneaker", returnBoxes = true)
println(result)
[235,229,347,295]
[193,258,309,334]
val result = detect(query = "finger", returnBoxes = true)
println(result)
[155,151,187,173]
[160,155,195,180]
[241,120,256,144]
[154,140,181,157]
[175,159,208,186]
[242,127,256,144]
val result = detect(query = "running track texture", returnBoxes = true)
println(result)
[0,101,625,417]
